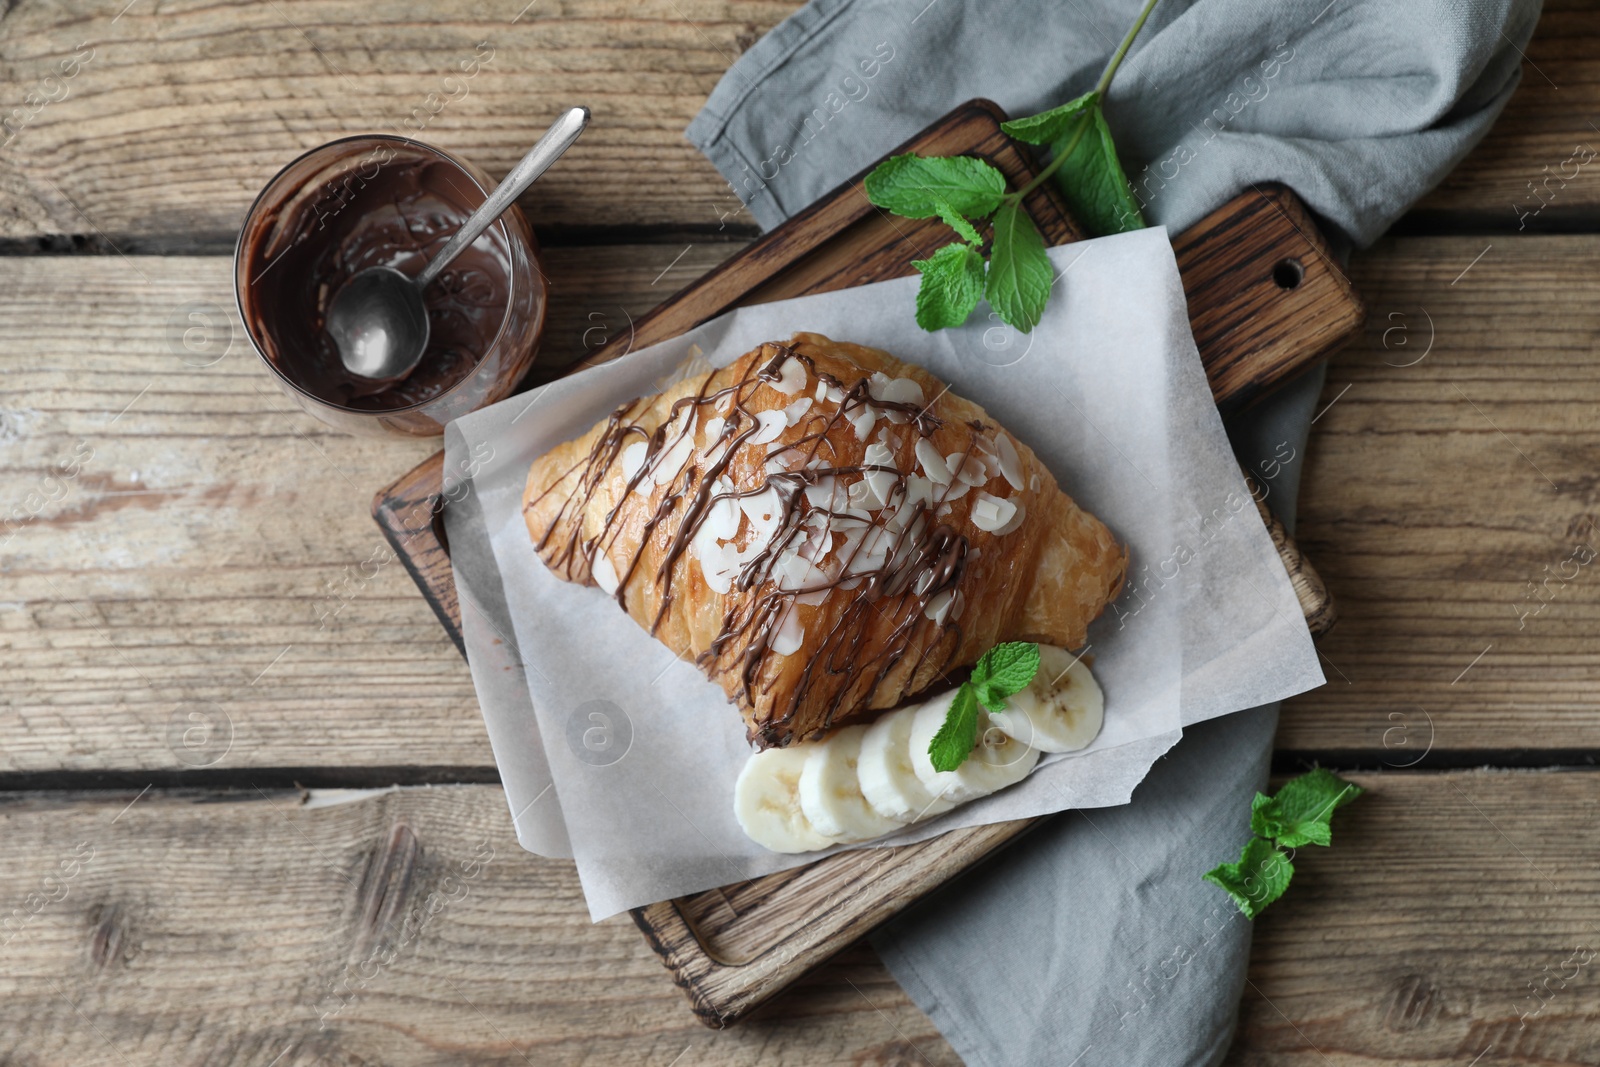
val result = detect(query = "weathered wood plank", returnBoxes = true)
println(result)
[0,772,1592,1064]
[0,0,795,242]
[1225,770,1600,1066]
[1278,234,1600,756]
[0,0,1592,246]
[0,783,959,1065]
[4,235,1597,774]
[0,248,727,775]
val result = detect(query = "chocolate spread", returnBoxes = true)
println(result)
[240,145,513,411]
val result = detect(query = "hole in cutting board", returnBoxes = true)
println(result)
[1272,257,1305,290]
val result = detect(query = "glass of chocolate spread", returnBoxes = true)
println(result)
[234,135,546,436]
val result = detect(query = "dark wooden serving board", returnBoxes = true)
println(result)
[372,100,1360,1027]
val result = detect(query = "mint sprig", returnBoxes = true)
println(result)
[863,0,1156,334]
[1204,768,1364,919]
[927,642,1041,772]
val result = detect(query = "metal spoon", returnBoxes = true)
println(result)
[327,106,590,381]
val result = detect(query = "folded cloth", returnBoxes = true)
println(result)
[685,1,1536,1061]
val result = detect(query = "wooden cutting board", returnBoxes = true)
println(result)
[371,99,1360,1027]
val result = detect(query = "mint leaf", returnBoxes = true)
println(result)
[933,199,984,246]
[927,683,982,772]
[1204,837,1294,920]
[1004,90,1145,237]
[985,202,1053,332]
[1001,91,1098,145]
[1045,103,1146,236]
[1250,790,1327,845]
[912,243,986,332]
[864,154,1007,220]
[971,641,1040,711]
[1252,769,1363,849]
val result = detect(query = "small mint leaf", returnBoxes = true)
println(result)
[1000,91,1099,145]
[933,199,984,246]
[865,154,1007,220]
[912,242,986,332]
[927,683,982,772]
[1248,792,1277,837]
[1203,837,1294,920]
[985,202,1053,332]
[971,641,1040,710]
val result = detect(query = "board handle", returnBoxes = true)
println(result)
[1243,471,1336,636]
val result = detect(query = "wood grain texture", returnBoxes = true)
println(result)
[0,772,1593,1065]
[1278,235,1600,757]
[0,784,961,1066]
[0,0,1589,248]
[635,818,1034,1029]
[0,248,718,776]
[1224,770,1600,1067]
[1174,189,1362,415]
[0,0,796,242]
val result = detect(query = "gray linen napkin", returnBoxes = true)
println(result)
[685,0,1537,1062]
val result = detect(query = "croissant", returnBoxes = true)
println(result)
[523,332,1127,748]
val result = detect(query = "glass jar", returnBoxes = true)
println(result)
[235,134,546,436]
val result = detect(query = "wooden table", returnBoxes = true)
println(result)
[2,2,1597,1063]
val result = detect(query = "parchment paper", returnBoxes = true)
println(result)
[443,227,1324,920]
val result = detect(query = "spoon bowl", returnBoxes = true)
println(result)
[325,107,589,382]
[326,265,431,381]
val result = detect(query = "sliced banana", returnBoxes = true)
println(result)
[734,746,836,853]
[908,691,1040,805]
[798,724,906,842]
[858,706,957,824]
[737,651,1105,852]
[989,645,1104,753]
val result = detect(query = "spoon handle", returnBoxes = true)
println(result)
[415,106,589,291]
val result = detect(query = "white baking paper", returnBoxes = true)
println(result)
[443,227,1324,920]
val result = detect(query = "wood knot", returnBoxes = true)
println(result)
[87,902,127,972]
[1384,973,1440,1031]
[353,822,420,955]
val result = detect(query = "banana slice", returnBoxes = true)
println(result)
[989,645,1104,753]
[858,705,957,824]
[798,724,906,842]
[734,746,836,853]
[908,691,1040,804]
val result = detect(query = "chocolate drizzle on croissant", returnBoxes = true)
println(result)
[530,343,983,744]
[523,334,1129,748]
